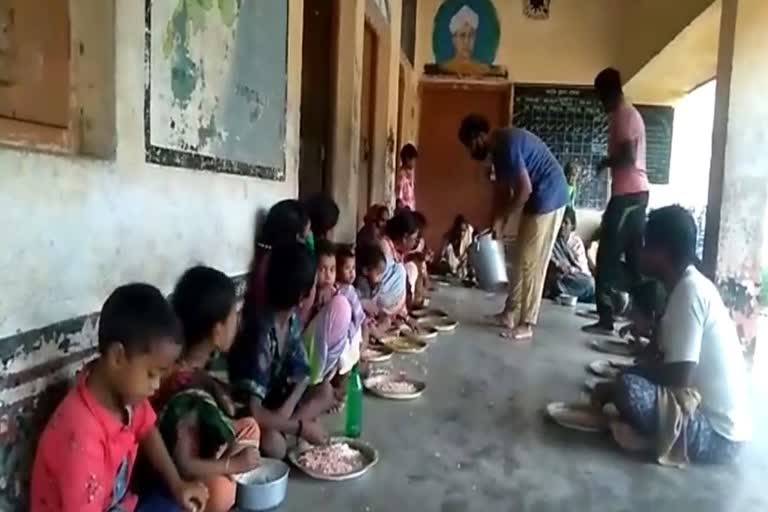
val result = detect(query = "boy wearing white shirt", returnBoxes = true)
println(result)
[592,205,751,463]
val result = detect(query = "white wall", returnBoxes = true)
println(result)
[0,0,302,338]
[646,80,715,212]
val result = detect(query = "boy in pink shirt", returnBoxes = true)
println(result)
[584,68,649,335]
[396,143,418,211]
[30,284,209,512]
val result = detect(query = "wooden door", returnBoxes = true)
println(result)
[357,23,377,224]
[299,0,336,199]
[416,82,511,250]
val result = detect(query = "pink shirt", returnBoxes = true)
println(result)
[608,102,648,196]
[396,168,415,210]
[30,372,157,512]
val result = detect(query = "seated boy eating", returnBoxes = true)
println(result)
[228,241,330,459]
[30,284,208,512]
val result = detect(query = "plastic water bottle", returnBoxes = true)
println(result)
[345,364,363,438]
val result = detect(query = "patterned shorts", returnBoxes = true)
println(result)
[613,373,742,464]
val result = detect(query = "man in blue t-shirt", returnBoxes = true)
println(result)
[459,114,568,340]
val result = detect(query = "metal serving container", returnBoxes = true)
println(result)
[234,458,290,511]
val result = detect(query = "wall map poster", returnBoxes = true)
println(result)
[144,0,288,179]
[426,0,507,78]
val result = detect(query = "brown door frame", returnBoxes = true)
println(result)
[416,79,512,249]
[358,0,389,224]
[358,21,379,224]
[298,0,340,197]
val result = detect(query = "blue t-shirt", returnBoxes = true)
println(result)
[492,127,568,214]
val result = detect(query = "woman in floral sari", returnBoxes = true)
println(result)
[153,266,261,512]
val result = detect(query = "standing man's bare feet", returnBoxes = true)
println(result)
[500,323,534,341]
[486,311,515,329]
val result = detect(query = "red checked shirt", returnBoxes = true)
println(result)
[30,372,156,512]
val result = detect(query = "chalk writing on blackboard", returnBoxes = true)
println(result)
[513,85,609,209]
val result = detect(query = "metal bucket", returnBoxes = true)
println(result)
[235,458,290,511]
[469,233,509,291]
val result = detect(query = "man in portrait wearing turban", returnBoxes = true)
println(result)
[439,5,491,76]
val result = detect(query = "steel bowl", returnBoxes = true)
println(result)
[234,458,290,511]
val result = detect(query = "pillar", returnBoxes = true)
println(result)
[329,0,365,242]
[704,0,768,356]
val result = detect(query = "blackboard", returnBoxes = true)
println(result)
[512,85,610,209]
[637,105,674,185]
[512,86,677,208]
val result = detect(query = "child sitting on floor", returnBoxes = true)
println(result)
[311,238,339,311]
[152,266,261,512]
[333,245,366,390]
[30,284,208,512]
[228,241,329,459]
[336,245,366,344]
[303,239,353,391]
[436,214,475,279]
[355,242,391,337]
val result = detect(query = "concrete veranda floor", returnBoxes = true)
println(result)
[278,285,768,512]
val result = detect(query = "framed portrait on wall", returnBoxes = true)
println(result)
[424,0,507,78]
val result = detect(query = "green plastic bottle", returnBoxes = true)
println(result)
[345,364,363,438]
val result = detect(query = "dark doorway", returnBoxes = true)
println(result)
[357,21,378,225]
[299,0,337,199]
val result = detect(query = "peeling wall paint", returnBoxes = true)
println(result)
[717,275,760,356]
[707,0,768,358]
[0,0,303,507]
[0,276,246,510]
[145,0,289,179]
[0,0,301,340]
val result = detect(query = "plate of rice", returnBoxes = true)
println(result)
[379,335,428,354]
[288,437,378,481]
[417,316,458,332]
[399,324,439,342]
[363,374,426,400]
[361,345,394,363]
[410,308,449,320]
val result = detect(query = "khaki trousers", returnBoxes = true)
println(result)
[504,207,565,325]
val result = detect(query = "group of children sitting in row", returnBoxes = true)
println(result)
[30,195,433,512]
